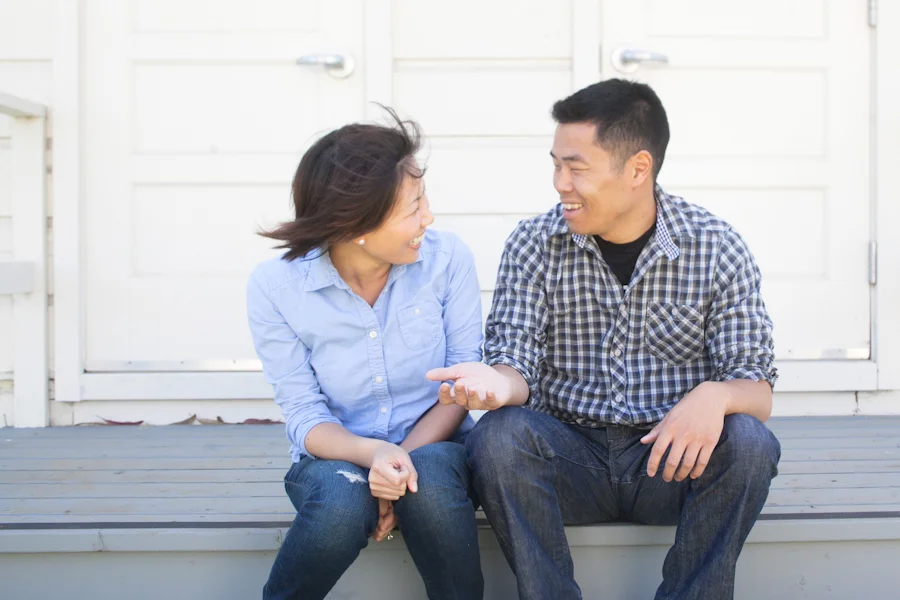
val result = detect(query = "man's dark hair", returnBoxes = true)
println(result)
[551,78,669,179]
[260,107,423,261]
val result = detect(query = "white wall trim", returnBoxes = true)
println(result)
[51,0,84,402]
[875,0,900,391]
[572,0,602,89]
[7,110,49,427]
[364,0,392,119]
[75,359,876,402]
[0,261,34,294]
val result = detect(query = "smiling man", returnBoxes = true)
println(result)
[427,79,781,600]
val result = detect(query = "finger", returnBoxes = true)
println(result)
[466,385,484,404]
[675,442,702,482]
[484,390,501,410]
[379,500,393,518]
[437,383,455,405]
[662,441,687,483]
[454,384,469,408]
[374,464,406,487]
[426,366,459,382]
[400,462,419,493]
[369,486,402,500]
[641,425,660,445]
[646,433,672,478]
[690,445,715,480]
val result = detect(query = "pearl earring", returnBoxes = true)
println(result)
[357,239,365,246]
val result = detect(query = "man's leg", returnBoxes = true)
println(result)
[467,407,619,600]
[393,441,484,600]
[623,414,781,600]
[263,458,379,600]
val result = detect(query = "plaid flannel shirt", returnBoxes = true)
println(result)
[484,186,777,428]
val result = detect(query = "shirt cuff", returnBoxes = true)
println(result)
[716,366,779,389]
[484,354,538,402]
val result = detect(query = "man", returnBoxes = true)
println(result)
[426,78,781,600]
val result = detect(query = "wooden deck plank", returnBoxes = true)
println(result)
[0,457,285,470]
[5,435,897,454]
[0,496,295,516]
[2,416,899,527]
[0,482,286,499]
[0,469,285,484]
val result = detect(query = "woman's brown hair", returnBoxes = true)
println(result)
[261,107,424,261]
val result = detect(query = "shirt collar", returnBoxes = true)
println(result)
[302,244,425,292]
[551,185,694,261]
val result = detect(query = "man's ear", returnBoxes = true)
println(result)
[631,150,653,188]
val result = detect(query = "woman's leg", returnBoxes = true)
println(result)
[263,458,379,600]
[393,441,484,600]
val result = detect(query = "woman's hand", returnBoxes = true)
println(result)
[368,442,418,500]
[373,498,398,542]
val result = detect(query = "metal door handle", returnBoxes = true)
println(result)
[611,46,669,74]
[296,53,355,79]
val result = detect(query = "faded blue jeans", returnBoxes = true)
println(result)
[263,441,483,600]
[467,407,781,600]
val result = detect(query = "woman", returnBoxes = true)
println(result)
[246,111,484,600]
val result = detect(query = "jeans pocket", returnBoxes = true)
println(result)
[644,302,705,366]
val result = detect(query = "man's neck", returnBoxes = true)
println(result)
[601,188,657,244]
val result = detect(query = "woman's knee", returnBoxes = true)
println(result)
[287,459,378,537]
[396,442,472,519]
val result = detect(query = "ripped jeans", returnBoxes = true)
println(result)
[262,441,483,600]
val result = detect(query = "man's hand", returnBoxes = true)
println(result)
[641,382,728,482]
[373,499,398,542]
[368,443,418,500]
[426,363,514,411]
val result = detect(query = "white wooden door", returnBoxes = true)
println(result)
[82,0,366,373]
[600,0,872,361]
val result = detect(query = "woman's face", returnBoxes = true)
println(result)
[360,171,434,266]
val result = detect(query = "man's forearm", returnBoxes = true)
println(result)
[494,364,530,407]
[400,402,468,452]
[710,379,773,422]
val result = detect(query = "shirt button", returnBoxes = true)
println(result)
[414,308,421,315]
[613,348,622,358]
[614,394,625,404]
[375,376,384,383]
[380,406,387,414]
[369,330,378,339]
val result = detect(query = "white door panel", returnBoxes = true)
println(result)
[83,0,366,369]
[601,0,871,360]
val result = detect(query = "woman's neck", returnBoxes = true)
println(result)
[329,243,391,305]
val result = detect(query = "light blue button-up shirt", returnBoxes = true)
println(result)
[247,230,483,461]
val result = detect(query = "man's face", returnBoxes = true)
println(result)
[551,122,636,239]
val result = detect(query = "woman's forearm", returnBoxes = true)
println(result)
[400,402,468,452]
[304,422,389,468]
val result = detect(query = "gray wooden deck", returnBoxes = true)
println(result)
[2,417,900,599]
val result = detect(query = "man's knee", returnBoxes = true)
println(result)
[468,407,530,455]
[719,414,781,480]
[466,407,546,475]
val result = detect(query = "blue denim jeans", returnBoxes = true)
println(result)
[467,407,781,600]
[263,441,483,600]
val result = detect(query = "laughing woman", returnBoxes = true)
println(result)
[246,112,484,600]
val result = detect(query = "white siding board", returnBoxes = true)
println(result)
[393,0,572,59]
[423,137,556,215]
[393,65,570,137]
[646,0,825,39]
[0,0,54,59]
[133,0,321,32]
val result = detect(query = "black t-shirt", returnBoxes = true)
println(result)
[594,224,656,286]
